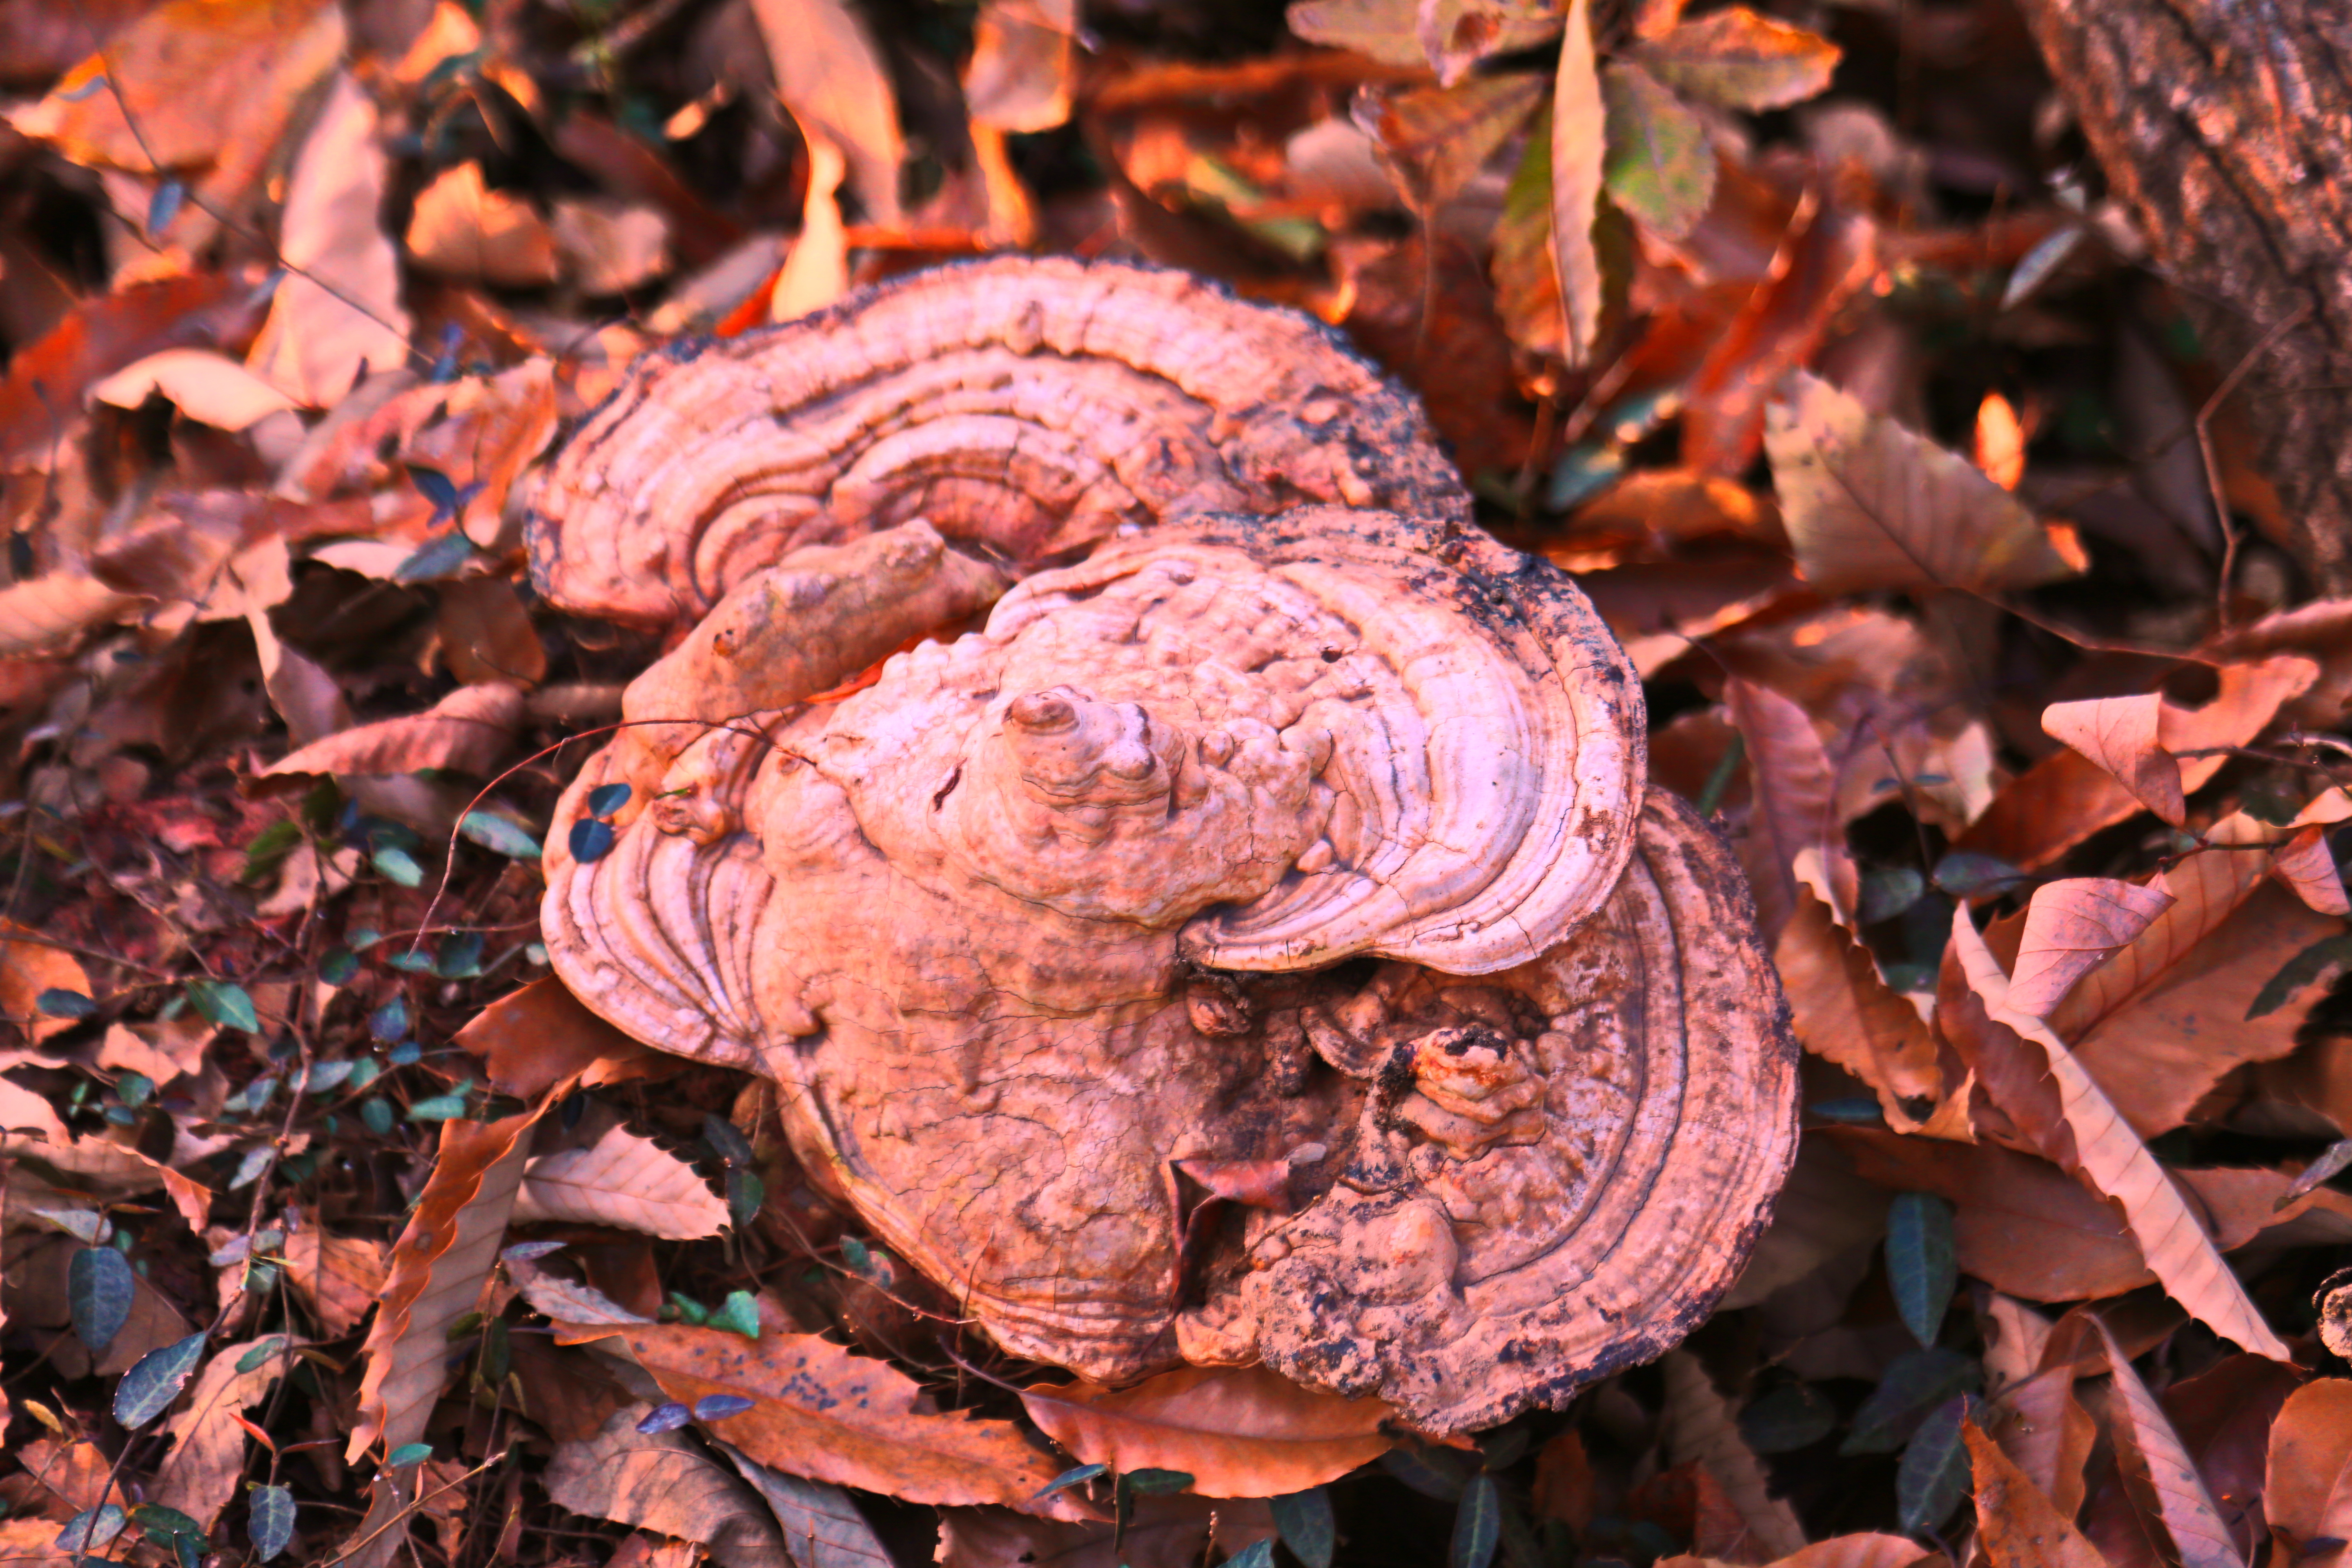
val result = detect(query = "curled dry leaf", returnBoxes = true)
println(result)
[552,1319,1071,1511]
[745,0,903,224]
[1550,0,1607,369]
[282,1230,387,1337]
[1019,1364,1395,1499]
[90,350,299,430]
[532,257,1797,1436]
[1949,907,2293,1360]
[261,681,524,781]
[2091,1319,2241,1568]
[1,924,90,1044]
[1354,73,1547,215]
[2264,1380,2352,1568]
[1774,888,1953,1134]
[452,975,667,1101]
[2271,824,2350,916]
[545,1410,792,1568]
[513,1119,729,1239]
[1765,369,2082,597]
[1726,676,1855,938]
[2040,693,2185,826]
[1964,1418,2109,1568]
[151,1337,286,1527]
[405,163,560,287]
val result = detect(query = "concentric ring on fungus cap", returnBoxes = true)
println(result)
[526,254,1471,628]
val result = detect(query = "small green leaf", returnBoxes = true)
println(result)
[249,1484,297,1561]
[116,1070,153,1109]
[114,1332,209,1426]
[361,1097,395,1136]
[586,783,631,818]
[570,817,617,863]
[726,1168,765,1228]
[370,996,410,1043]
[407,1093,470,1122]
[1931,851,2028,898]
[1121,1468,1194,1496]
[1599,61,1715,240]
[237,1337,287,1374]
[319,947,359,986]
[1886,1191,1958,1347]
[1895,1396,1975,1534]
[373,844,425,887]
[133,1502,206,1550]
[1451,1473,1502,1568]
[1380,1447,1472,1501]
[1225,1541,1276,1568]
[185,978,259,1032]
[459,810,542,860]
[1271,1488,1336,1568]
[56,1503,127,1552]
[386,1442,433,1468]
[709,1289,761,1339]
[37,987,100,1019]
[1859,867,1927,925]
[435,931,486,978]
[1029,1464,1107,1505]
[1738,1383,1837,1454]
[71,1244,135,1351]
[1841,1346,1979,1455]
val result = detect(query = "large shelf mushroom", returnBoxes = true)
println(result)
[529,256,1798,1435]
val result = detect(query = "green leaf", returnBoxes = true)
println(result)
[1272,1488,1336,1568]
[240,818,303,882]
[1841,1346,1979,1454]
[71,1244,135,1351]
[1451,1473,1502,1568]
[2248,933,2352,1020]
[407,1093,470,1122]
[1886,1191,1959,1347]
[370,996,410,1043]
[373,844,425,887]
[37,987,100,1019]
[726,1167,765,1229]
[185,978,259,1032]
[249,1484,297,1561]
[709,1288,761,1339]
[435,931,486,978]
[1122,1468,1195,1497]
[237,1337,287,1374]
[1895,1396,1975,1534]
[459,810,542,860]
[1030,1464,1107,1505]
[319,947,359,986]
[114,1332,209,1427]
[387,1442,433,1468]
[1381,1446,1472,1501]
[361,1097,395,1136]
[1599,61,1714,241]
[1859,867,1927,925]
[1226,1541,1276,1568]
[1738,1383,1837,1453]
[133,1502,207,1550]
[586,782,631,818]
[56,1503,127,1552]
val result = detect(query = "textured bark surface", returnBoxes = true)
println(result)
[2013,0,2352,590]
[528,261,1799,1434]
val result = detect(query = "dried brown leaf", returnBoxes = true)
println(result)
[1774,887,1949,1131]
[283,1230,387,1337]
[514,1120,728,1239]
[2004,878,2176,1021]
[2272,824,2350,916]
[1726,677,1852,939]
[553,1319,1068,1509]
[2094,1319,2241,1568]
[90,349,298,430]
[1019,1364,1396,1500]
[2040,694,2184,826]
[1354,73,1546,212]
[1287,0,1427,67]
[1766,369,2081,596]
[1627,7,1841,111]
[1550,0,1606,368]
[1950,907,2292,1359]
[1659,1352,1806,1560]
[0,576,143,657]
[262,681,523,781]
[453,976,666,1101]
[746,0,903,223]
[1965,1418,2109,1568]
[1661,1538,1935,1568]
[1989,1365,2096,1518]
[0,926,89,1045]
[546,1410,792,1568]
[939,1495,1275,1568]
[151,1337,285,1526]
[2265,1380,2352,1568]
[406,162,561,287]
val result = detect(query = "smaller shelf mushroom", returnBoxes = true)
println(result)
[531,258,1797,1434]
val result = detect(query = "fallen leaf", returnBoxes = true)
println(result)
[0,576,145,658]
[1627,7,1841,112]
[713,1439,894,1568]
[2265,1380,2352,1568]
[1987,1364,2096,1518]
[0,924,91,1044]
[1774,887,1951,1131]
[1949,906,2293,1359]
[938,1494,1275,1568]
[247,71,415,407]
[1726,677,1854,938]
[261,681,524,781]
[546,1410,791,1568]
[1766,370,2081,597]
[554,1319,1069,1509]
[283,1230,387,1337]
[963,0,1075,134]
[1020,1364,1395,1499]
[1550,0,1606,368]
[1286,0,1426,68]
[151,1337,285,1526]
[2002,878,2176,1022]
[90,349,298,429]
[2089,1322,2241,1568]
[2040,694,2184,826]
[405,163,561,287]
[745,0,903,224]
[1662,1537,1935,1568]
[1354,73,1546,214]
[1964,1417,2108,1568]
[438,576,549,687]
[551,199,673,296]
[453,976,666,1101]
[1660,1351,1806,1559]
[2272,824,2350,916]
[514,1119,728,1239]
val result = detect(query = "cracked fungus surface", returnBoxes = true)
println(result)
[532,258,1797,1434]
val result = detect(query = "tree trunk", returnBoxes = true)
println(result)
[2011,0,2352,594]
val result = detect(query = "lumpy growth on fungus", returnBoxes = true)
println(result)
[530,255,1800,1434]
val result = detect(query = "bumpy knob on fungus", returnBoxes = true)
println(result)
[529,257,1798,1434]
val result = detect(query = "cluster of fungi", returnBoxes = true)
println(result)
[527,256,1800,1435]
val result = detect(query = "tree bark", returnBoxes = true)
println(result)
[2011,0,2352,593]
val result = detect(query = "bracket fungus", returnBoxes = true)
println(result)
[530,256,1798,1434]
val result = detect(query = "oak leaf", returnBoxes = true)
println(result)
[1949,906,2293,1360]
[1019,1364,1396,1499]
[514,1119,728,1239]
[2265,1380,2352,1568]
[553,1319,1070,1510]
[1766,369,2081,597]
